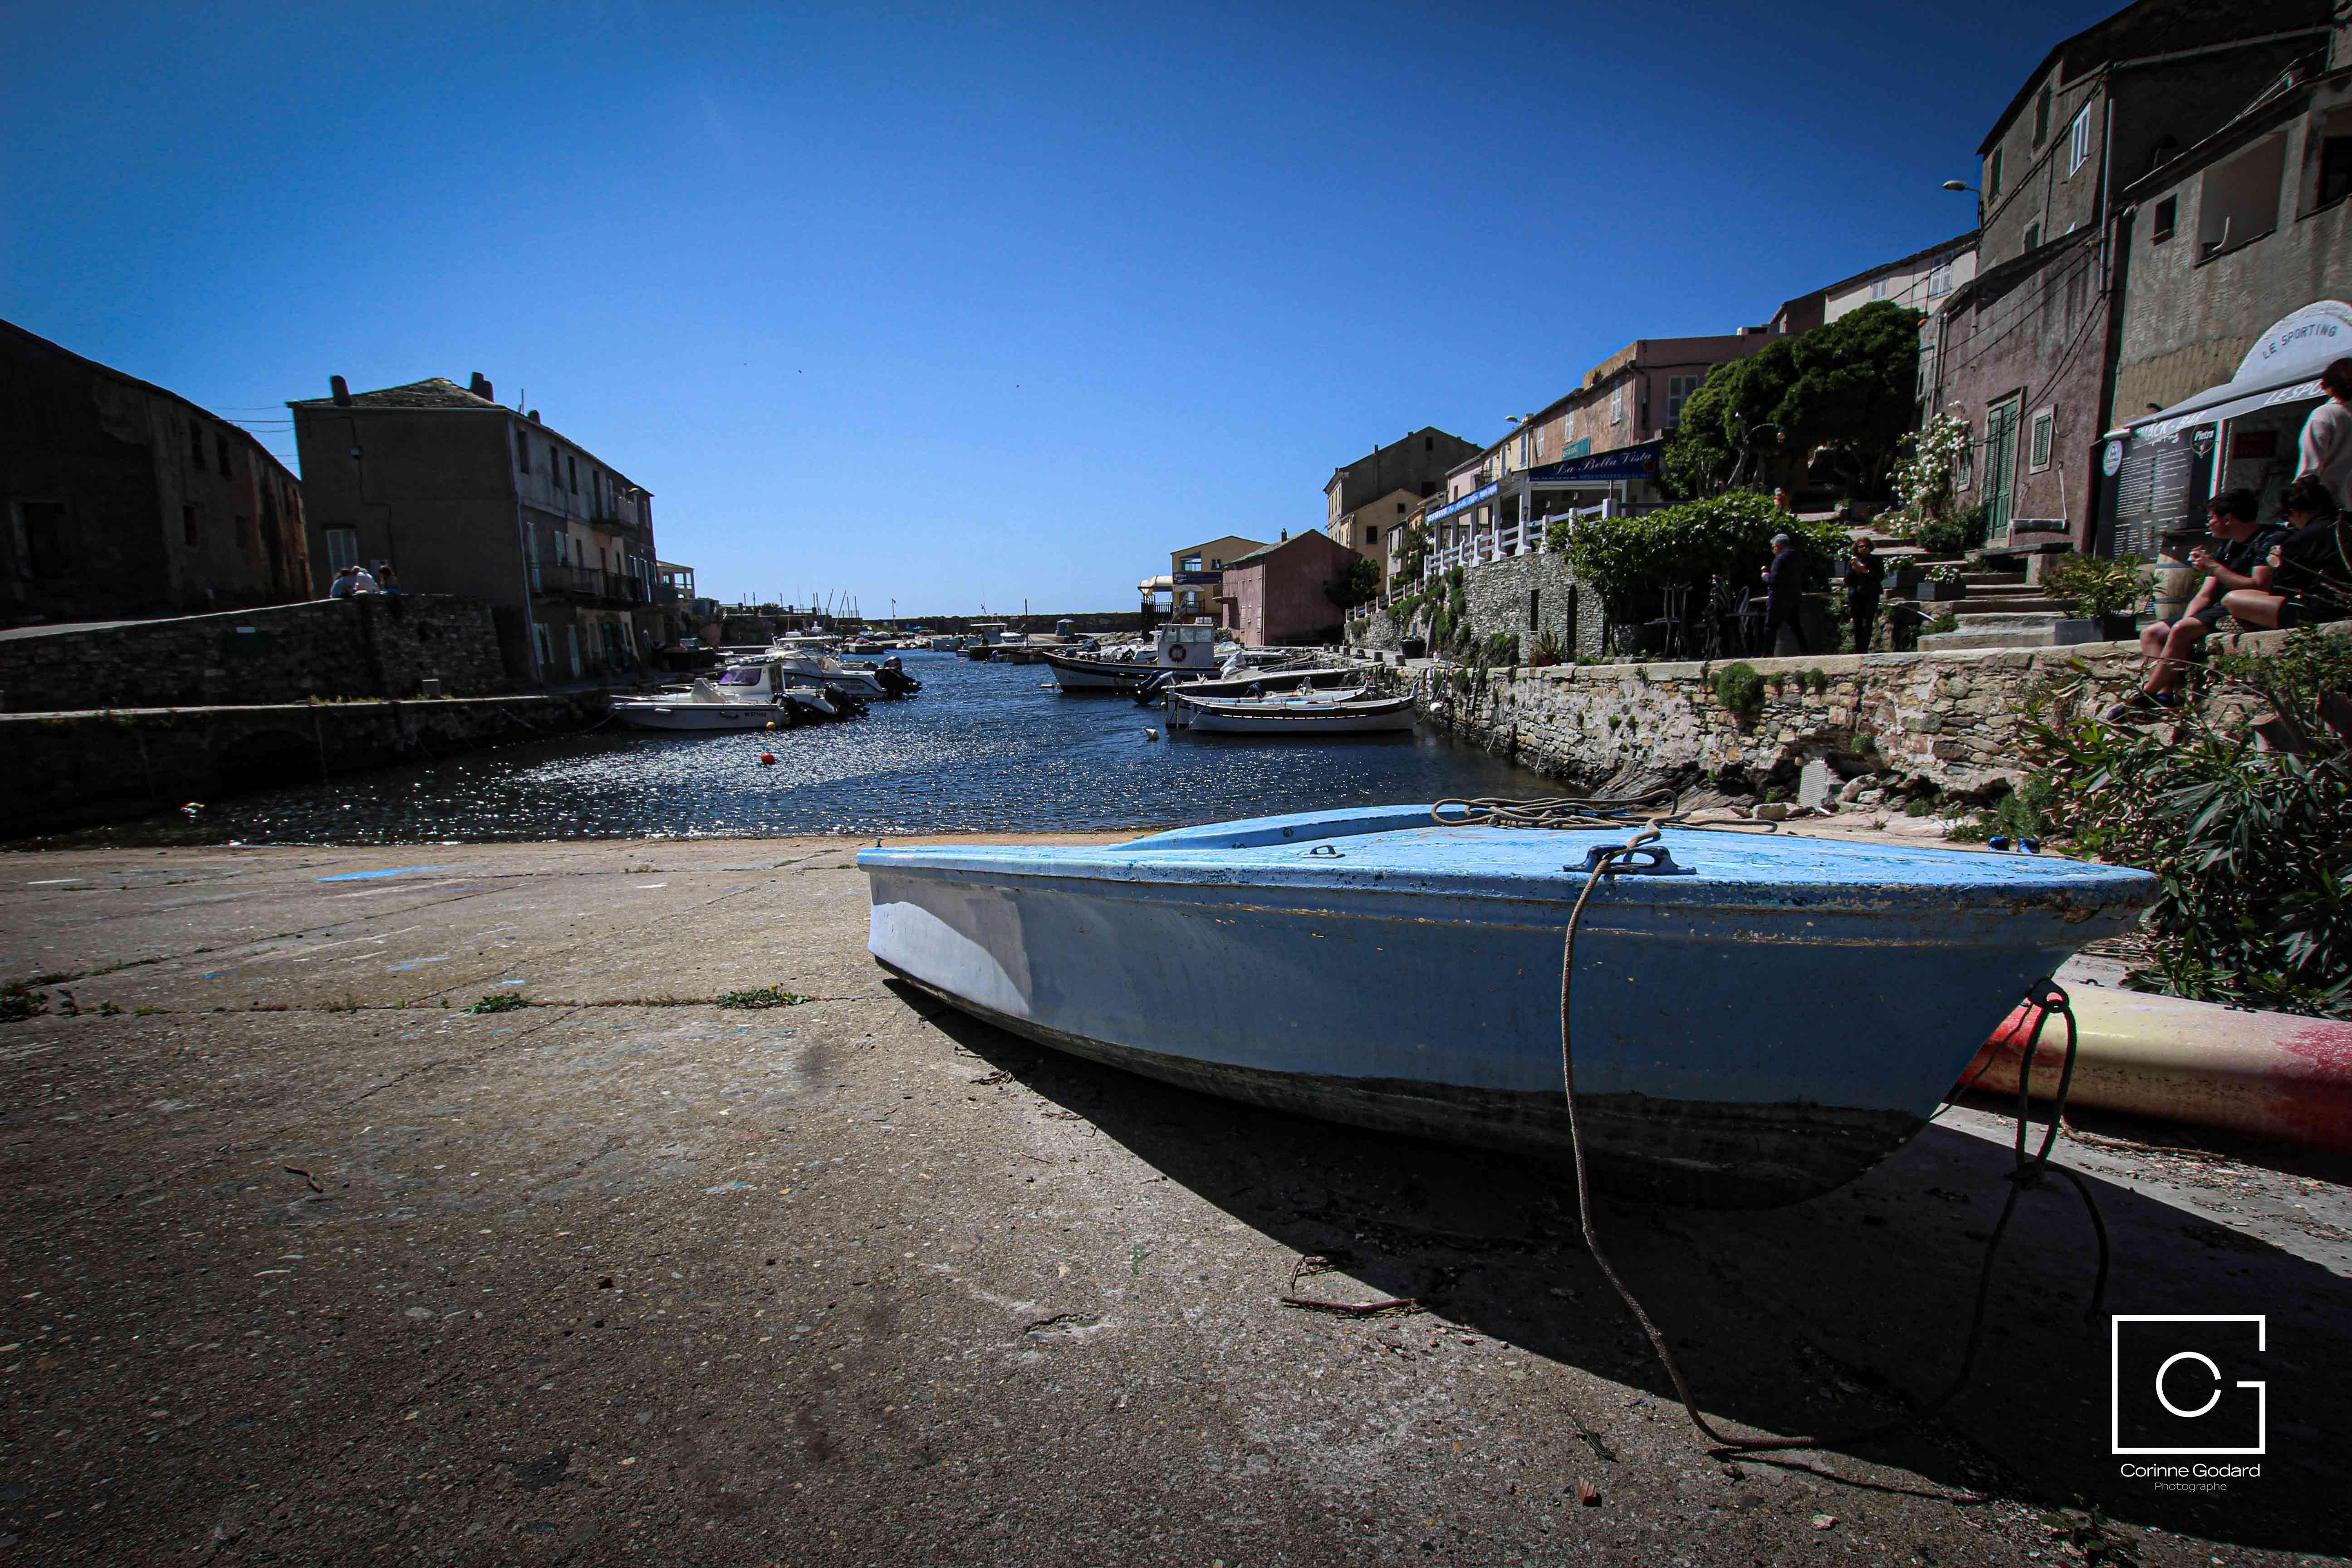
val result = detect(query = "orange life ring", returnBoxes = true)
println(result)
[1168,642,1188,663]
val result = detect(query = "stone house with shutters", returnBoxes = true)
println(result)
[1918,0,2334,561]
[1,317,310,627]
[290,373,665,682]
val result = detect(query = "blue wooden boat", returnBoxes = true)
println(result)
[858,806,2158,1207]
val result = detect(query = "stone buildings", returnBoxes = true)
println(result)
[1218,531,1363,647]
[1921,0,2335,558]
[290,374,663,681]
[2,318,311,627]
[1322,428,1480,589]
[2099,13,2352,546]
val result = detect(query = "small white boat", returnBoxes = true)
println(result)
[610,679,797,732]
[1166,687,1415,735]
[745,649,892,699]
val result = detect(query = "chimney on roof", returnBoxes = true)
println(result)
[330,375,351,406]
[527,409,541,423]
[469,372,495,402]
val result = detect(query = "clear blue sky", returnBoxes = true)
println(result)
[3,1,2113,615]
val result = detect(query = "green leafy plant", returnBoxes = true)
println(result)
[2043,552,2148,621]
[2019,628,2352,1017]
[470,992,529,1014]
[1711,662,1766,712]
[1911,501,1988,557]
[716,986,811,1010]
[1529,627,1566,667]
[1484,632,1520,667]
[1662,301,1924,499]
[1552,491,1846,636]
[1,980,50,1024]
[1324,557,1383,612]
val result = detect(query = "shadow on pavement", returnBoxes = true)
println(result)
[888,979,2352,1557]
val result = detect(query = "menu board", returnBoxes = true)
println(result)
[2109,429,2209,558]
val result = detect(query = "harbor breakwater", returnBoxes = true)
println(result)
[1414,624,2337,801]
[0,692,609,838]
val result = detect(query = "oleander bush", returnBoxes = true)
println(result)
[2019,628,2352,1017]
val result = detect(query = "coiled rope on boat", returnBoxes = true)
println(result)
[1457,798,2112,1455]
[1431,788,1775,833]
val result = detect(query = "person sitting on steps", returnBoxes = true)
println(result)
[2221,475,2352,632]
[2104,489,2281,720]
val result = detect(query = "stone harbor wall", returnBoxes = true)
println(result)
[1416,635,2206,803]
[0,595,514,712]
[0,691,610,838]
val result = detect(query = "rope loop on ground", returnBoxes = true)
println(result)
[1552,823,2109,1455]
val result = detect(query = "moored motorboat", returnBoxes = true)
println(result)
[1043,620,1225,692]
[1165,686,1415,734]
[859,806,2157,1206]
[609,679,798,732]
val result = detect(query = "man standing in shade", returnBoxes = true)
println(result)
[1762,532,1809,656]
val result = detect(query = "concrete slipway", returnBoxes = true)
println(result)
[0,837,2345,1567]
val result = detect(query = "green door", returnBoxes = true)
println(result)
[1984,397,2021,546]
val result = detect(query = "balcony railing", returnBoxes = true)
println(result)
[534,562,654,604]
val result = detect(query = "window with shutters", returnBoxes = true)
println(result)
[2151,196,2177,243]
[324,527,360,571]
[2068,107,2092,177]
[1666,374,1702,426]
[2029,407,2056,473]
[2033,84,2052,147]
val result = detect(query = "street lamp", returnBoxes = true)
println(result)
[1941,180,1979,193]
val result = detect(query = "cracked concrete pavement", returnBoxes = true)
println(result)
[0,837,2347,1566]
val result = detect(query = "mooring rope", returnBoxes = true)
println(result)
[1431,789,1784,835]
[1528,814,2111,1454]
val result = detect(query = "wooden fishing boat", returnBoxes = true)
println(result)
[1165,687,1415,734]
[860,806,2157,1206]
[1043,621,1223,692]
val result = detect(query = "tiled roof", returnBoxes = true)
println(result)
[1225,534,1341,568]
[288,377,510,411]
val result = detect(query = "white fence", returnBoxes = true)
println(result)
[1420,500,1615,582]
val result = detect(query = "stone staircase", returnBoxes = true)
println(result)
[1913,566,2082,651]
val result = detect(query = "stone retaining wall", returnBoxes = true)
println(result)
[0,692,609,838]
[1351,554,1606,659]
[1414,624,2335,800]
[0,594,513,712]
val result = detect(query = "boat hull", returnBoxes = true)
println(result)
[861,813,2156,1207]
[880,963,1916,1207]
[610,701,786,731]
[1041,650,1171,691]
[1168,691,1414,734]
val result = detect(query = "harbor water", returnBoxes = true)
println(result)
[62,652,1551,846]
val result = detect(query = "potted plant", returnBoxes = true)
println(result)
[2044,552,2146,644]
[1915,563,1967,602]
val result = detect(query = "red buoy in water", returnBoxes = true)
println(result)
[759,752,777,766]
